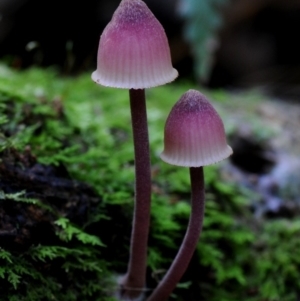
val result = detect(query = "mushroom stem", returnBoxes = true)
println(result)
[147,166,205,301]
[120,88,152,299]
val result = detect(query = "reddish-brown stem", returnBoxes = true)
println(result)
[147,166,205,301]
[120,89,152,300]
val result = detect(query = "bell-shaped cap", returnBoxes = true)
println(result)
[161,90,233,167]
[91,0,178,89]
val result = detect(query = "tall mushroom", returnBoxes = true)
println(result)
[91,0,178,299]
[147,89,232,301]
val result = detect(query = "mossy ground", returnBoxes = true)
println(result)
[0,64,299,301]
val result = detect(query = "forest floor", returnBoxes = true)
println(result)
[1,63,300,301]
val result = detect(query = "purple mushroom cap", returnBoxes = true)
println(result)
[161,89,233,167]
[92,0,178,89]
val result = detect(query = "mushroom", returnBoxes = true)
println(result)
[147,89,232,301]
[91,0,178,299]
[91,0,178,89]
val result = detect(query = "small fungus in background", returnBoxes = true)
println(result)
[147,89,232,301]
[91,0,178,299]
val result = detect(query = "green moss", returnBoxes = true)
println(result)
[0,64,299,301]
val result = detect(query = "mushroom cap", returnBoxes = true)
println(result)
[160,90,233,167]
[91,0,178,89]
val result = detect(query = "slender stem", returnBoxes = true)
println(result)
[120,89,152,300]
[147,166,205,301]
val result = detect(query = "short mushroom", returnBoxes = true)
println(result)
[147,89,232,301]
[91,0,178,299]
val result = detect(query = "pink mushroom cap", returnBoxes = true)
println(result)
[91,0,178,89]
[161,90,233,167]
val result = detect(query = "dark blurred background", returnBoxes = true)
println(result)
[0,0,300,96]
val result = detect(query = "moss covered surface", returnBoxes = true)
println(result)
[0,65,299,301]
